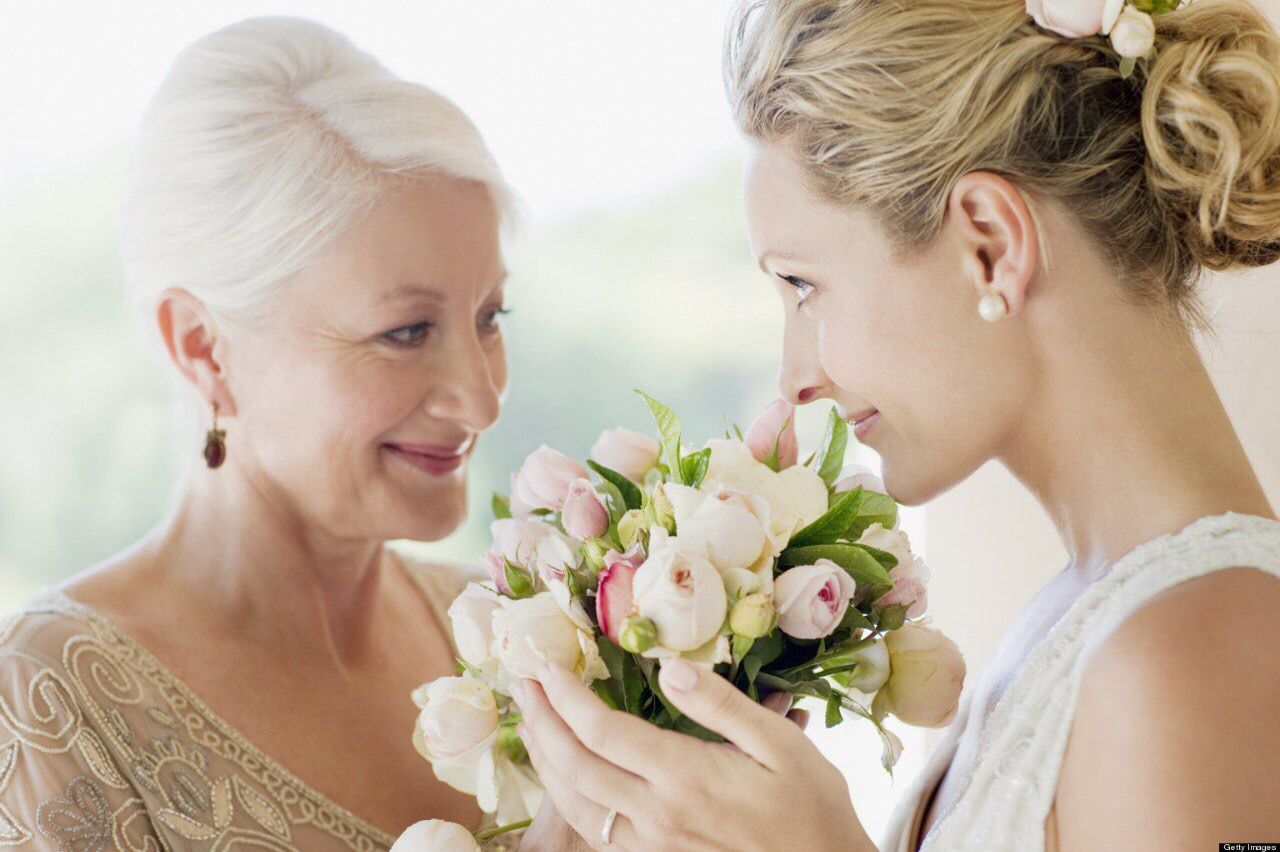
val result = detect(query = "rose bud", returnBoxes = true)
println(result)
[562,478,610,539]
[729,591,776,639]
[834,464,887,496]
[618,615,658,654]
[744,398,799,469]
[858,523,931,619]
[774,560,857,640]
[595,544,644,644]
[845,636,891,693]
[481,550,513,597]
[632,538,727,652]
[590,427,661,483]
[391,820,481,852]
[1109,4,1155,58]
[510,445,590,513]
[617,509,645,549]
[871,621,965,728]
[582,538,607,576]
[447,584,503,671]
[412,676,499,764]
[491,593,585,682]
[649,484,676,534]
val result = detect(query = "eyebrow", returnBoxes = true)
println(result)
[379,273,508,304]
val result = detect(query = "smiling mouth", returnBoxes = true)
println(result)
[383,436,475,476]
[842,409,881,440]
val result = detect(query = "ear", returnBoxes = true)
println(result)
[947,171,1039,318]
[155,288,237,416]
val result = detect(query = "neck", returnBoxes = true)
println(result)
[141,462,391,659]
[999,310,1274,573]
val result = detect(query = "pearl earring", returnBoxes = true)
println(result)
[978,290,1008,322]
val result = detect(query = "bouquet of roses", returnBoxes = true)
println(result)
[405,392,965,848]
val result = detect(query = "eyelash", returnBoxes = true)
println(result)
[381,306,511,349]
[780,274,816,308]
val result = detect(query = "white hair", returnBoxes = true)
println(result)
[121,16,516,333]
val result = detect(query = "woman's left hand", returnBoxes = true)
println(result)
[510,657,877,852]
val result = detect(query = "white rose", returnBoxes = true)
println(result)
[858,523,931,618]
[490,518,552,570]
[702,438,829,545]
[664,483,778,586]
[447,583,503,672]
[391,820,480,852]
[491,593,584,684]
[510,445,590,514]
[1109,5,1155,57]
[411,676,499,771]
[532,531,594,631]
[633,531,728,653]
[590,427,661,482]
[834,464,886,497]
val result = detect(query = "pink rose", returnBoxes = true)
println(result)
[596,544,645,644]
[744,398,798,469]
[1025,0,1123,38]
[774,560,857,640]
[485,518,552,595]
[562,478,609,540]
[590,427,660,483]
[510,445,590,514]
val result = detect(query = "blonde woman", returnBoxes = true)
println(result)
[0,17,552,850]
[515,0,1280,849]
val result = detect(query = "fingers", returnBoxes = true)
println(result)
[532,662,683,780]
[788,708,812,730]
[512,677,650,815]
[762,690,793,716]
[657,658,802,770]
[523,720,644,851]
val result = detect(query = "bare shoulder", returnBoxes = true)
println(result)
[1055,567,1280,850]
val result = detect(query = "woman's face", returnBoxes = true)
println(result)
[218,174,508,543]
[743,141,1035,506]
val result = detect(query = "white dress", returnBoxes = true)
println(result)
[878,511,1280,852]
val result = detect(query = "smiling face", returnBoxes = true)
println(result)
[743,141,1036,505]
[217,173,508,542]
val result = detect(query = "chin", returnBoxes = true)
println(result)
[880,459,968,508]
[389,484,469,543]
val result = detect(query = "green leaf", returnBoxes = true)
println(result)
[740,631,784,688]
[731,634,755,663]
[670,714,726,743]
[587,460,643,511]
[635,390,685,484]
[854,543,898,571]
[503,559,535,599]
[1118,55,1136,78]
[838,606,874,632]
[592,478,629,525]
[825,691,843,728]
[732,424,744,441]
[809,408,849,489]
[845,491,898,540]
[780,543,893,587]
[679,447,712,489]
[787,488,864,549]
[492,493,512,520]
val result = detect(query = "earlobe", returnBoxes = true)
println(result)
[155,288,237,416]
[950,171,1038,320]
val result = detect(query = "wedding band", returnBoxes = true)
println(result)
[600,808,618,846]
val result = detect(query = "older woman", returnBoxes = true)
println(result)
[0,17,533,850]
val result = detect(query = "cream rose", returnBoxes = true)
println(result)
[1025,0,1123,38]
[834,464,886,497]
[872,622,965,728]
[845,636,891,694]
[590,427,661,482]
[411,676,499,766]
[491,592,585,682]
[633,530,728,653]
[774,560,857,640]
[702,438,829,545]
[1109,4,1155,57]
[390,820,480,852]
[447,583,503,672]
[664,482,777,582]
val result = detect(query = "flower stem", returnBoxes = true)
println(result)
[473,819,532,843]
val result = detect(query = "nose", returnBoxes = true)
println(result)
[422,329,504,433]
[777,315,833,407]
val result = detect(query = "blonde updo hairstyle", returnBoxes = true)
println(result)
[725,0,1280,329]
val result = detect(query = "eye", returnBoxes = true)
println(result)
[382,321,433,348]
[779,274,816,307]
[479,305,511,333]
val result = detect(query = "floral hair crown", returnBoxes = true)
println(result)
[1026,0,1190,78]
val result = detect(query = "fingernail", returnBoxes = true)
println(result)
[660,658,697,692]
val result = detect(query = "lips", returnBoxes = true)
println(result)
[384,436,475,477]
[841,408,881,441]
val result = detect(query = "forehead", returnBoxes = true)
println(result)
[742,141,880,260]
[304,174,506,305]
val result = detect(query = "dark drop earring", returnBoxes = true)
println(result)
[203,402,226,469]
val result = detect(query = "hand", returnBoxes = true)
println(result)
[517,796,592,852]
[511,658,877,852]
